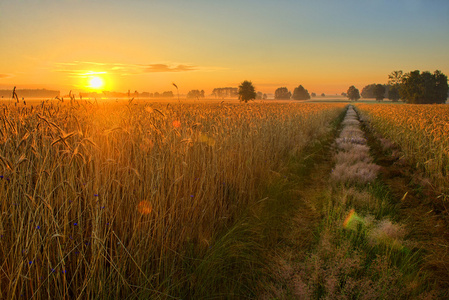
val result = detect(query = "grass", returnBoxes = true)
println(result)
[0,99,345,298]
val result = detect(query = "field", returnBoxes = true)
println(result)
[0,100,345,298]
[356,104,449,190]
[1,99,448,299]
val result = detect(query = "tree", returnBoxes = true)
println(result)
[162,91,174,98]
[292,85,310,100]
[388,85,400,102]
[434,70,449,103]
[388,70,403,86]
[275,87,291,100]
[238,80,256,103]
[361,84,376,98]
[186,89,204,99]
[400,70,448,104]
[347,86,360,101]
[387,70,403,102]
[311,92,316,97]
[374,84,386,101]
[361,83,388,99]
[321,93,325,97]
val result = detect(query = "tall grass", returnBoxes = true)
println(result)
[355,103,449,192]
[0,100,345,298]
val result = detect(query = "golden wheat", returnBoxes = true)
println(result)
[356,103,449,191]
[0,100,345,298]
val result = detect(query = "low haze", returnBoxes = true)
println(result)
[1,0,448,95]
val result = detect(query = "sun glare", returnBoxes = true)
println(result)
[89,76,104,89]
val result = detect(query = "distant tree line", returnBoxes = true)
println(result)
[255,91,267,100]
[272,85,311,100]
[186,90,205,99]
[99,90,174,98]
[0,88,60,98]
[398,70,448,104]
[212,87,238,98]
[357,70,448,104]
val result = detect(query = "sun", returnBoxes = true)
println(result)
[88,76,104,89]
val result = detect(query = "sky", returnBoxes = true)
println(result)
[1,0,448,95]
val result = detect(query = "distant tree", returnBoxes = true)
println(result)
[387,85,400,102]
[374,84,386,101]
[187,89,204,99]
[434,70,449,103]
[213,87,239,98]
[341,92,347,97]
[321,93,325,97]
[361,84,376,98]
[275,87,291,100]
[162,91,174,98]
[292,85,310,100]
[387,70,403,102]
[362,83,388,99]
[263,93,267,100]
[238,80,256,103]
[256,91,263,100]
[347,86,360,101]
[400,70,448,104]
[311,92,316,97]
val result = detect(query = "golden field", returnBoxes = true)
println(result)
[0,100,345,298]
[356,104,449,190]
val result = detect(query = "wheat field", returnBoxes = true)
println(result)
[356,103,449,191]
[0,100,345,298]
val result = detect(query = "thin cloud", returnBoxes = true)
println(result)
[143,64,198,73]
[53,61,217,76]
[0,74,12,79]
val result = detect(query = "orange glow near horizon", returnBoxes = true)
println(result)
[1,1,448,97]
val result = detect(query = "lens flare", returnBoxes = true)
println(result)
[137,201,153,215]
[343,209,356,228]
